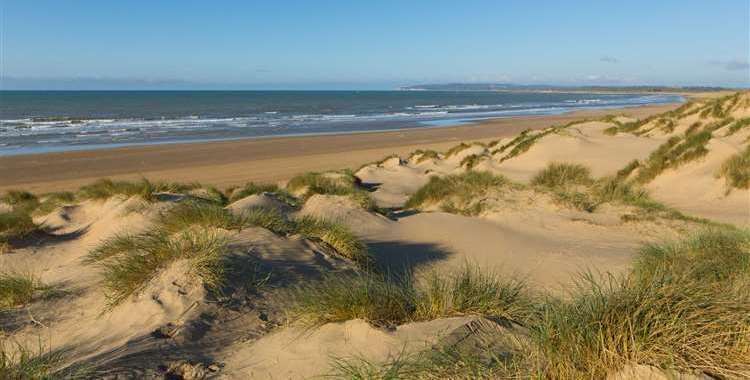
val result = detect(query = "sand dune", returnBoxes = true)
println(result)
[1,93,748,379]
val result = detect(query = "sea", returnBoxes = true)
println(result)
[0,91,683,156]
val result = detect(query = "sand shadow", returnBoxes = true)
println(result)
[6,226,89,252]
[367,240,452,279]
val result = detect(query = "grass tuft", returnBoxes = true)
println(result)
[77,178,198,202]
[34,192,76,216]
[286,171,375,211]
[0,273,48,310]
[293,216,369,266]
[406,171,510,215]
[290,264,532,328]
[459,154,484,170]
[532,270,750,379]
[444,143,471,158]
[228,182,282,203]
[716,145,750,191]
[0,211,39,251]
[1,190,39,214]
[411,149,440,163]
[158,201,246,233]
[530,162,593,189]
[415,265,532,323]
[289,272,415,327]
[635,228,750,285]
[93,228,229,308]
[0,341,65,380]
[635,131,712,184]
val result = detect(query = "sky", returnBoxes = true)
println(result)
[1,0,748,90]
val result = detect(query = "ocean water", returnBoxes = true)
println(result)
[0,91,682,156]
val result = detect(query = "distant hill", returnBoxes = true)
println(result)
[398,83,728,92]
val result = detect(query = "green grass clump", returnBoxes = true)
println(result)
[228,182,281,203]
[0,190,39,214]
[293,216,369,266]
[34,192,76,216]
[725,117,750,136]
[459,154,484,170]
[684,121,703,136]
[77,178,198,202]
[411,149,440,163]
[0,211,39,251]
[635,228,750,285]
[444,143,471,158]
[534,228,750,378]
[615,159,640,180]
[0,273,49,310]
[590,177,648,205]
[290,265,531,328]
[0,341,65,380]
[158,201,247,233]
[602,126,619,136]
[635,131,712,184]
[286,171,375,211]
[415,266,532,323]
[717,145,750,191]
[89,228,229,308]
[289,273,416,327]
[551,190,597,212]
[190,186,228,205]
[532,272,750,379]
[318,230,750,379]
[406,171,510,214]
[530,162,593,189]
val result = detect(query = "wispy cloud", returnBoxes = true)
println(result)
[600,56,619,63]
[709,59,750,71]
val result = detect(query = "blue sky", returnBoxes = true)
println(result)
[1,0,748,89]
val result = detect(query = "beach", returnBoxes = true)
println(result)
[0,103,677,192]
[1,91,748,378]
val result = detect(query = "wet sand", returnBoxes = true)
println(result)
[0,103,677,192]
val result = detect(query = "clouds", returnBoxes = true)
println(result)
[600,56,619,63]
[709,59,750,71]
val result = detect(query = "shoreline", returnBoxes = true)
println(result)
[0,103,678,192]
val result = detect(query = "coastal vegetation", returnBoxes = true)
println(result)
[717,145,750,191]
[323,229,750,379]
[405,171,513,216]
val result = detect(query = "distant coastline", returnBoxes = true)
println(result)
[397,83,730,93]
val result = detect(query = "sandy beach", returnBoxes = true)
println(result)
[0,103,677,192]
[1,91,749,378]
